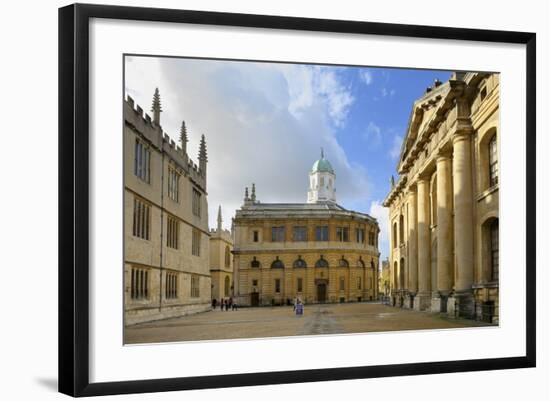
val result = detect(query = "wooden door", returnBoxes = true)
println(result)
[317,284,327,303]
[250,291,259,307]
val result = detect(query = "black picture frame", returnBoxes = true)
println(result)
[58,3,536,397]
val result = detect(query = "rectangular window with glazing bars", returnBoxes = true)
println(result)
[132,197,150,240]
[192,188,201,217]
[315,226,329,241]
[165,272,178,299]
[191,275,200,298]
[293,226,307,241]
[167,216,179,249]
[336,227,349,242]
[130,268,148,300]
[192,229,201,256]
[271,226,285,242]
[134,139,151,183]
[168,167,180,202]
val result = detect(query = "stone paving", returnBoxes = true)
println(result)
[124,302,493,344]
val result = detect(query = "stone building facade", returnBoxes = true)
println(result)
[383,72,499,323]
[209,206,234,302]
[379,259,390,298]
[124,89,211,325]
[233,154,380,306]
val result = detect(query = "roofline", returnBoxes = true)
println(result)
[234,203,378,225]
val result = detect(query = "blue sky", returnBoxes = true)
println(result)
[328,66,452,205]
[125,56,451,261]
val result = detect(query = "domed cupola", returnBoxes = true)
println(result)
[311,152,334,174]
[307,148,336,203]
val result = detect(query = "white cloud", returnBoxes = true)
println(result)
[316,69,355,127]
[358,69,373,85]
[278,65,355,127]
[389,135,403,159]
[369,200,389,260]
[125,57,369,230]
[381,87,397,97]
[363,121,382,146]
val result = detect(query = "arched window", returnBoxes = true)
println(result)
[224,276,230,296]
[315,256,329,268]
[357,258,365,268]
[293,257,307,268]
[393,261,398,289]
[489,134,498,187]
[271,257,284,269]
[490,219,499,281]
[339,257,349,267]
[393,222,397,247]
[399,215,404,244]
[371,260,376,270]
[224,245,231,268]
[250,257,260,268]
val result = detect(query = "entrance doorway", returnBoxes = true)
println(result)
[317,283,327,303]
[250,291,259,307]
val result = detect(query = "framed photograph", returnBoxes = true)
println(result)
[58,2,536,397]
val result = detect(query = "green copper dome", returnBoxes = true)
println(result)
[311,149,334,174]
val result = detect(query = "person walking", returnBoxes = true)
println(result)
[295,298,304,316]
[211,298,217,310]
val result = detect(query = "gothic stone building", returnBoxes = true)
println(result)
[383,72,499,323]
[209,206,234,302]
[124,89,211,325]
[233,153,380,306]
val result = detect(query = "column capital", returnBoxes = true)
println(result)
[435,152,452,163]
[452,128,474,145]
[416,175,430,185]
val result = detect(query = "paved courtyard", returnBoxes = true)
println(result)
[124,302,493,344]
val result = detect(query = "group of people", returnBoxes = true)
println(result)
[212,297,238,311]
[211,297,303,314]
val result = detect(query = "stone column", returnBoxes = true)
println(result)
[434,155,453,313]
[406,189,418,308]
[407,189,418,293]
[396,212,403,308]
[389,212,396,304]
[453,132,475,317]
[414,178,431,311]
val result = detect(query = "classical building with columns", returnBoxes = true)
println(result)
[209,206,234,302]
[233,152,380,306]
[124,89,212,325]
[383,72,499,323]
